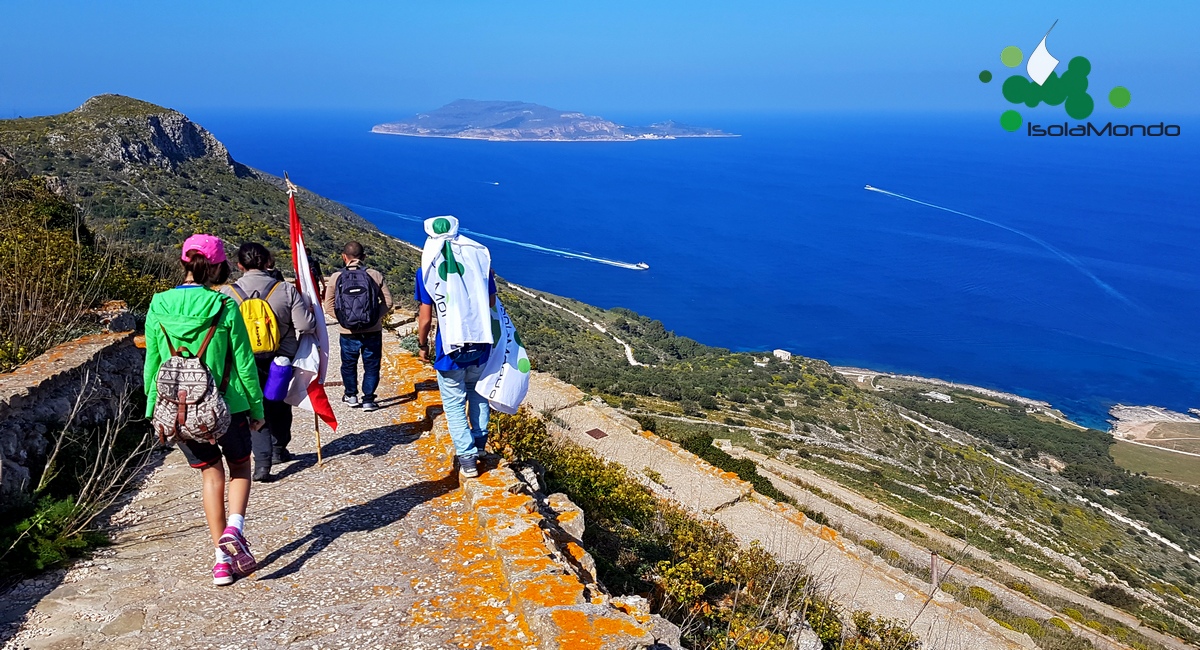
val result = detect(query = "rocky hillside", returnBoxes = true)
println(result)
[0,95,418,289]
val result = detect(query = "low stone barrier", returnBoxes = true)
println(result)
[0,332,142,506]
[448,447,680,649]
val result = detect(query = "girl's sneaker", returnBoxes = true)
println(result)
[213,562,234,586]
[218,527,258,576]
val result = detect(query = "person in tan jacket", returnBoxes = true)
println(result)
[322,242,393,411]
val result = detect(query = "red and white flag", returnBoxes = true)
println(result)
[284,185,338,431]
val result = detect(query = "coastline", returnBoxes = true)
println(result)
[834,365,1088,429]
[836,365,1200,447]
[369,127,741,142]
[1108,404,1200,457]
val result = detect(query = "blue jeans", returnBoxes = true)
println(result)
[340,332,382,401]
[436,364,490,457]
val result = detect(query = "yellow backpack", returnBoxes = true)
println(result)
[231,281,282,355]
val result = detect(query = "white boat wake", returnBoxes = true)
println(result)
[344,202,649,270]
[864,185,1133,306]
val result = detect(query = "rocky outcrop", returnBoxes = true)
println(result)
[70,95,246,175]
[0,146,27,181]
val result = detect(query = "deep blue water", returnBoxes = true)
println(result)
[194,110,1198,429]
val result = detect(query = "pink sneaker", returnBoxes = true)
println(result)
[218,527,257,576]
[213,562,234,586]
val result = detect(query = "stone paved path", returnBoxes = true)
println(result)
[2,330,535,650]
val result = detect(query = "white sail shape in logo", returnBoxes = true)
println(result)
[1027,20,1060,85]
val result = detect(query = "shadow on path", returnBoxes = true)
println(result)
[255,471,458,580]
[323,405,444,461]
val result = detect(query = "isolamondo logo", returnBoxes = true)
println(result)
[979,21,1180,137]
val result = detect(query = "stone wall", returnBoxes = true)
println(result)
[0,332,143,505]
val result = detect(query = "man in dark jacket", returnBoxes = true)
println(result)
[322,241,393,412]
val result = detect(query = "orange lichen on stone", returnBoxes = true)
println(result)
[381,347,535,649]
[783,509,808,528]
[564,541,588,563]
[514,574,587,608]
[550,608,649,650]
[610,601,651,624]
[817,526,842,546]
[474,489,533,513]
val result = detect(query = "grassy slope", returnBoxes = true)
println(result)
[1112,442,1200,489]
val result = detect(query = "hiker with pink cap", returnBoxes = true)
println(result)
[143,233,266,586]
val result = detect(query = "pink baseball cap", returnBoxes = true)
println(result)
[181,234,227,263]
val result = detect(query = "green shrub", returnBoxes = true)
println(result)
[849,611,920,650]
[679,433,790,502]
[0,177,171,371]
[1048,617,1071,632]
[0,496,108,577]
[1089,584,1139,611]
[489,409,889,650]
[634,414,657,433]
[0,396,151,579]
[1007,580,1034,596]
[967,585,995,605]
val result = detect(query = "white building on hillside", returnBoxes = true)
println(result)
[773,349,792,361]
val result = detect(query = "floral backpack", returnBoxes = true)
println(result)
[150,306,232,444]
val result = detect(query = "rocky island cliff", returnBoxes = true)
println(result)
[372,99,737,141]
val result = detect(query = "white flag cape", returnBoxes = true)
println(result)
[421,215,493,354]
[475,298,530,415]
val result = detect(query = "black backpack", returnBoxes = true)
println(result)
[334,267,384,331]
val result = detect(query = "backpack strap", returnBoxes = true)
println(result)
[263,279,281,301]
[159,325,182,357]
[229,284,249,304]
[194,303,226,360]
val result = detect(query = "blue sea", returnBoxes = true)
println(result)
[196,110,1199,430]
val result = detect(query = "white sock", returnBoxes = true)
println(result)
[228,513,245,533]
[216,548,231,564]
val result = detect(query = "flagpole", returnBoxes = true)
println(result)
[314,412,323,467]
[285,171,334,466]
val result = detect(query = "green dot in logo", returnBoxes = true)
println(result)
[979,70,993,83]
[1000,110,1023,132]
[517,358,531,373]
[1109,86,1131,108]
[1065,92,1094,120]
[432,217,452,234]
[1001,46,1023,68]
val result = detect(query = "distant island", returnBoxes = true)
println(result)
[371,100,738,141]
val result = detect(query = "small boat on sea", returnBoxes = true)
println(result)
[635,262,650,270]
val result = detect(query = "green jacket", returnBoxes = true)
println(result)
[143,285,265,421]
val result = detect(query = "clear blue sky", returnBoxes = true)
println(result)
[2,0,1197,116]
